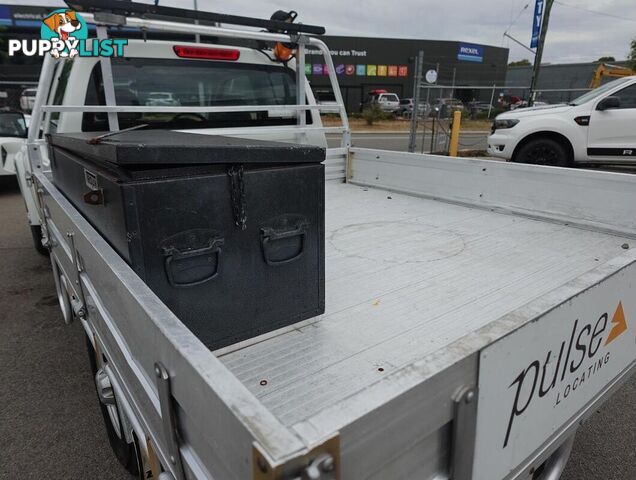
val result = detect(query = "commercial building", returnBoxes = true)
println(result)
[306,36,509,111]
[0,3,509,112]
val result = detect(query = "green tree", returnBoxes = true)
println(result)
[362,103,387,126]
[629,38,636,70]
[508,59,531,67]
[596,56,615,62]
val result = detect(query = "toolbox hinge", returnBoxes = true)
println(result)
[253,435,340,480]
[154,363,186,480]
[228,165,247,230]
[449,385,478,480]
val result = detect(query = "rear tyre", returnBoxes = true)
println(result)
[85,336,140,476]
[30,225,49,256]
[513,137,571,167]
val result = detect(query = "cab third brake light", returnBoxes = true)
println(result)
[173,45,240,61]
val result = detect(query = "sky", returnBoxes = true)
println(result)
[12,0,636,64]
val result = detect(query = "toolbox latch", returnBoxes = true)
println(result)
[83,188,105,206]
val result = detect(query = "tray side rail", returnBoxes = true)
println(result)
[348,148,636,237]
[36,171,311,479]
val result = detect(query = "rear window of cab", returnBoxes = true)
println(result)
[81,57,312,131]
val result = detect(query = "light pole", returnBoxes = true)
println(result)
[193,0,200,43]
[408,50,424,153]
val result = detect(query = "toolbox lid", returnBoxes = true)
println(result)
[47,130,325,166]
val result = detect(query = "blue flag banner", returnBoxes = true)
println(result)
[530,0,544,49]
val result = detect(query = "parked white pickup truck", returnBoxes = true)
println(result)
[488,76,636,166]
[14,2,636,479]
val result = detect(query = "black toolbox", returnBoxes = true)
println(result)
[47,130,325,350]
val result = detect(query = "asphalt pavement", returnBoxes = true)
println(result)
[0,173,634,479]
[0,177,129,480]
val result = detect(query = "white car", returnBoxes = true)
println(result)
[145,91,180,106]
[488,76,636,166]
[0,111,29,176]
[365,91,400,113]
[510,100,548,110]
[19,88,37,113]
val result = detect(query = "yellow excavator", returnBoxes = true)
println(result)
[589,63,635,88]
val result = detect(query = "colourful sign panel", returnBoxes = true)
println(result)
[306,62,410,77]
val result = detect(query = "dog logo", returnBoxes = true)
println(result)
[40,9,88,58]
[9,9,126,58]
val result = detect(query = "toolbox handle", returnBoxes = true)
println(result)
[261,222,307,266]
[162,238,224,288]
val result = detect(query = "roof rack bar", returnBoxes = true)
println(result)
[66,0,326,35]
[40,104,341,114]
[81,14,294,44]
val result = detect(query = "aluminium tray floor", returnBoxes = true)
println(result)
[219,182,631,429]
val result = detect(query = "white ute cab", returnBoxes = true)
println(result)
[488,76,636,166]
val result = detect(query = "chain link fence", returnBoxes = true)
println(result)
[408,81,592,154]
